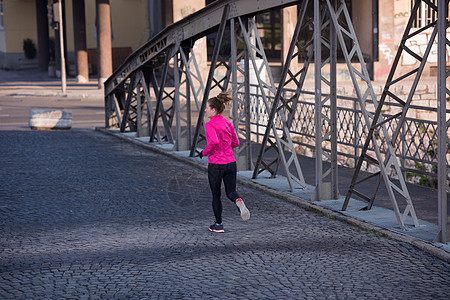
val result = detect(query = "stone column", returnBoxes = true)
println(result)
[35,0,49,72]
[72,0,89,83]
[96,0,113,89]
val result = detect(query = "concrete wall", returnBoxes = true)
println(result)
[376,0,449,81]
[0,0,37,69]
[374,0,396,81]
[173,0,208,82]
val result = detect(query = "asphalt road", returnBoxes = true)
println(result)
[0,94,104,131]
[1,124,449,298]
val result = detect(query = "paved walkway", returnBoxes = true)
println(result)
[1,129,449,299]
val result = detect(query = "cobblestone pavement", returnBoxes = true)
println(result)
[1,130,449,299]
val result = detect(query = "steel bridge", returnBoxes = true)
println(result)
[104,0,449,243]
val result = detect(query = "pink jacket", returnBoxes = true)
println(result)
[203,115,239,164]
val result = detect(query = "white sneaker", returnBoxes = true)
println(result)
[236,200,250,221]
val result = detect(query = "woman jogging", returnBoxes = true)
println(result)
[199,91,250,233]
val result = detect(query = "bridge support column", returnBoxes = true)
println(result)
[96,0,113,89]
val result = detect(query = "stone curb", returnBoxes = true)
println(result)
[96,127,450,263]
[6,92,104,99]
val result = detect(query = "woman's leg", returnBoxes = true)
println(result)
[223,162,250,221]
[208,163,223,224]
[223,162,240,202]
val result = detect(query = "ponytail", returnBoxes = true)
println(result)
[207,91,234,114]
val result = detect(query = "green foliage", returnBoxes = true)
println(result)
[418,175,438,188]
[364,229,390,238]
[407,162,438,189]
[415,161,423,170]
[418,122,426,133]
[23,38,37,59]
[433,165,438,174]
[427,146,435,158]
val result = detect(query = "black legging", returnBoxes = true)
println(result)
[208,162,240,224]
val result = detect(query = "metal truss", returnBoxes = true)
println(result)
[149,48,175,144]
[104,0,299,97]
[342,0,449,229]
[135,71,151,138]
[136,70,161,141]
[179,48,205,113]
[148,45,207,149]
[119,73,139,133]
[246,15,307,191]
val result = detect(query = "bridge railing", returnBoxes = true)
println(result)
[241,84,450,187]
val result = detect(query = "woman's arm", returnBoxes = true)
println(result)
[203,123,219,156]
[230,124,240,149]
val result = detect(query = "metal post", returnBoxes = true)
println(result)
[174,52,181,151]
[136,73,143,137]
[313,0,322,200]
[435,0,449,243]
[330,0,338,199]
[55,0,66,92]
[186,52,192,148]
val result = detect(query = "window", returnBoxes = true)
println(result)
[255,9,282,61]
[411,0,437,28]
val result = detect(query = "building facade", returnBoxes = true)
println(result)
[0,0,446,83]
